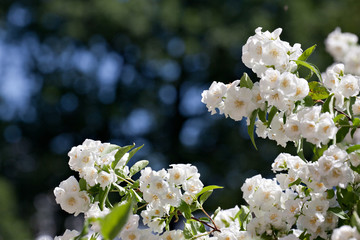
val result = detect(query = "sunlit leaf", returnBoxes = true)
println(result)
[328,207,349,220]
[308,81,329,100]
[129,160,149,177]
[247,109,258,150]
[239,72,253,89]
[294,60,323,82]
[297,44,317,62]
[100,200,132,240]
[195,185,223,198]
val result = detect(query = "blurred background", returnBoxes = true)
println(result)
[1,0,360,239]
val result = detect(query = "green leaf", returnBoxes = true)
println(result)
[336,126,350,143]
[195,185,223,198]
[328,207,349,220]
[308,81,329,100]
[266,106,278,127]
[288,178,302,187]
[129,160,149,177]
[111,144,135,169]
[239,72,253,89]
[212,207,221,219]
[348,96,357,118]
[130,189,143,203]
[297,44,317,62]
[126,145,144,165]
[303,95,314,107]
[296,139,305,161]
[179,200,192,219]
[351,210,360,233]
[321,93,334,114]
[234,205,251,231]
[190,220,205,234]
[258,108,267,123]
[294,60,323,82]
[347,145,360,154]
[79,178,87,191]
[100,200,132,240]
[247,109,258,150]
[183,223,193,239]
[326,189,335,199]
[353,118,360,127]
[199,190,213,205]
[333,114,347,124]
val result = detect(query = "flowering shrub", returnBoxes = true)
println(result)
[54,28,360,240]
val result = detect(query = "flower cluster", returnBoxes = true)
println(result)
[54,176,90,216]
[240,145,358,239]
[53,27,360,240]
[201,27,360,240]
[256,105,337,147]
[139,164,204,233]
[325,28,360,75]
[68,139,121,189]
[242,27,302,77]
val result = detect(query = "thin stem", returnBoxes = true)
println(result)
[190,216,218,231]
[117,176,133,185]
[316,99,352,121]
[190,231,212,239]
[200,207,220,232]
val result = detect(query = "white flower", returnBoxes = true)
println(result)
[325,28,358,62]
[344,46,360,75]
[120,229,143,240]
[268,114,290,147]
[201,81,228,114]
[352,97,360,115]
[284,115,301,140]
[223,85,256,121]
[331,225,360,240]
[262,41,289,69]
[278,234,300,240]
[82,166,98,186]
[181,192,195,205]
[213,206,241,230]
[255,119,268,139]
[85,203,110,232]
[54,229,79,240]
[349,151,360,167]
[241,174,262,201]
[97,170,116,190]
[54,176,90,216]
[168,164,188,185]
[272,153,291,172]
[338,74,360,97]
[149,175,170,195]
[160,230,185,240]
[183,178,204,195]
[122,214,140,232]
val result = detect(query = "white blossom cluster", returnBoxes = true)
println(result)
[201,80,258,121]
[325,28,360,75]
[256,105,337,147]
[202,28,325,148]
[139,164,204,233]
[67,139,123,189]
[331,225,360,240]
[240,146,358,239]
[53,176,90,216]
[211,206,260,240]
[242,27,302,77]
[322,63,360,109]
[259,69,309,112]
